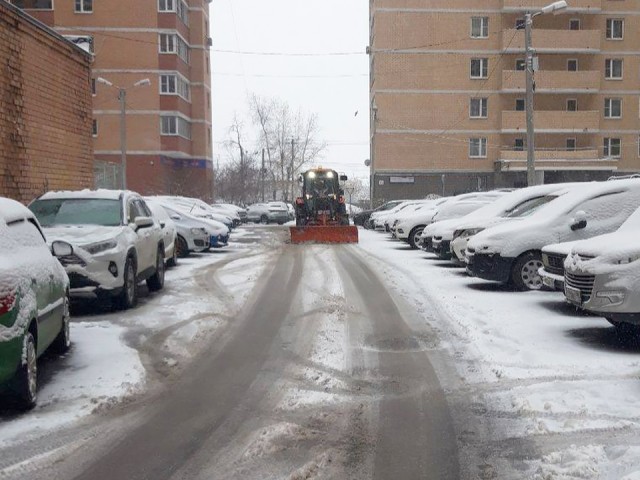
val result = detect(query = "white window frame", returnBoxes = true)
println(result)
[604,137,621,158]
[159,33,190,64]
[158,0,175,11]
[469,138,487,158]
[74,0,92,13]
[470,58,488,79]
[604,98,622,119]
[159,73,191,101]
[606,18,624,40]
[470,17,488,38]
[605,58,623,80]
[177,0,189,25]
[160,115,191,140]
[469,98,488,118]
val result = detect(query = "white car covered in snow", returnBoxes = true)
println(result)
[371,200,427,232]
[466,179,640,291]
[145,199,210,257]
[29,190,166,309]
[563,205,640,333]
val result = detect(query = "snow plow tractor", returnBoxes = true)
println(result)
[290,168,359,244]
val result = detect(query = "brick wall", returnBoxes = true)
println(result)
[0,1,93,204]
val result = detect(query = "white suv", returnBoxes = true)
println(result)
[29,190,165,309]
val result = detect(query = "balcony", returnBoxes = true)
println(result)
[503,0,601,12]
[502,111,599,133]
[497,150,616,172]
[502,70,600,93]
[503,29,600,53]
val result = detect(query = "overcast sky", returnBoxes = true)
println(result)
[210,0,370,181]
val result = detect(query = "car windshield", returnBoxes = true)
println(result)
[503,195,559,218]
[305,172,338,197]
[29,198,122,227]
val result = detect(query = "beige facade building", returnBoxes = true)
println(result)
[369,0,640,201]
[13,0,214,201]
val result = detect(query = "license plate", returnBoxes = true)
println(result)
[542,275,555,289]
[565,285,582,305]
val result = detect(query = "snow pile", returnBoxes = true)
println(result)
[243,422,314,459]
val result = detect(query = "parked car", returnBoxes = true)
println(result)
[0,197,71,408]
[466,179,640,290]
[354,200,406,227]
[154,196,234,231]
[209,204,242,227]
[372,200,427,231]
[563,206,640,333]
[214,203,248,223]
[29,190,165,309]
[247,202,289,224]
[146,201,178,267]
[146,200,213,257]
[444,184,581,264]
[425,193,506,258]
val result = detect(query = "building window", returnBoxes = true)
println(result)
[515,18,525,30]
[158,0,175,11]
[606,19,624,40]
[604,98,622,118]
[160,73,190,101]
[470,17,488,38]
[514,138,525,151]
[177,0,189,25]
[604,138,621,158]
[470,58,488,79]
[566,138,576,151]
[469,138,487,158]
[567,99,578,112]
[569,19,580,30]
[161,115,191,139]
[75,0,92,13]
[91,78,96,96]
[605,59,623,79]
[11,0,53,8]
[159,34,190,64]
[469,98,488,118]
[515,98,525,111]
[567,59,578,72]
[515,59,526,71]
[92,119,98,137]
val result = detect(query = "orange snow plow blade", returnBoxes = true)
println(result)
[290,226,359,244]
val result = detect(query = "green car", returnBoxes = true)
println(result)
[0,197,71,409]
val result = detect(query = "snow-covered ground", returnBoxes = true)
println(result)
[0,231,272,448]
[357,228,640,479]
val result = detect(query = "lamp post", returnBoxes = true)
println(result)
[96,77,151,190]
[525,0,568,187]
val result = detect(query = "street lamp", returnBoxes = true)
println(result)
[525,0,568,187]
[96,77,151,190]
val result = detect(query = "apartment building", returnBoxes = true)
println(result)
[369,0,640,202]
[12,0,214,201]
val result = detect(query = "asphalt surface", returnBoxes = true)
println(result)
[3,227,462,479]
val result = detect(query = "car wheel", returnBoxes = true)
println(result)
[147,247,165,292]
[511,252,544,291]
[12,331,37,410]
[260,215,269,224]
[116,256,138,310]
[408,226,424,250]
[175,235,189,258]
[51,295,71,354]
[167,241,178,267]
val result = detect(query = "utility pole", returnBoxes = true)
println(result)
[525,12,537,187]
[119,88,127,190]
[290,138,295,202]
[261,148,265,202]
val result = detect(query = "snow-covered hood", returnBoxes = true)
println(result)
[542,239,583,257]
[453,216,509,233]
[566,230,640,276]
[466,216,543,255]
[43,225,127,246]
[192,218,229,236]
[422,218,463,239]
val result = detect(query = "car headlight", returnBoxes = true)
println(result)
[461,228,484,239]
[191,227,206,234]
[615,255,640,265]
[81,239,118,254]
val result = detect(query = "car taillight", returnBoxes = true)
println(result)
[0,291,16,316]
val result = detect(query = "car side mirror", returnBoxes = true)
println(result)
[570,210,587,231]
[340,175,348,181]
[51,241,73,257]
[134,216,154,230]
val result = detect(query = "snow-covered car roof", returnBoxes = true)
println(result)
[37,189,127,201]
[0,197,35,225]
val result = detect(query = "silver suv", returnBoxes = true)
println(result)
[29,190,165,309]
